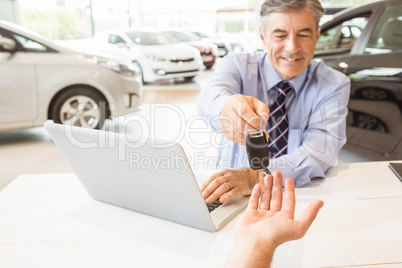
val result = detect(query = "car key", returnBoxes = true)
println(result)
[246,117,271,191]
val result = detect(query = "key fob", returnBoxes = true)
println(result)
[246,130,270,170]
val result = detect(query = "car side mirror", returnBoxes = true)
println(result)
[0,37,16,51]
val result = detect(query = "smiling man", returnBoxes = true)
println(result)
[198,0,351,204]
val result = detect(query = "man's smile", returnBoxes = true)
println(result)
[281,57,302,62]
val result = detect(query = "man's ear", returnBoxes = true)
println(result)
[259,28,266,46]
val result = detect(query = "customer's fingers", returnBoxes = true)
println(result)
[283,178,296,215]
[259,174,273,210]
[247,183,261,210]
[270,171,284,211]
[295,200,324,239]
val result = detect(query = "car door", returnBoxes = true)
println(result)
[346,53,402,157]
[344,3,402,157]
[0,28,37,126]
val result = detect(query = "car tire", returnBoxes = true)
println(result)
[50,87,108,129]
[347,110,388,133]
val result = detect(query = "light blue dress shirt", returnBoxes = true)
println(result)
[197,52,350,186]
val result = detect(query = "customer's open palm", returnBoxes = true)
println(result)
[234,171,324,247]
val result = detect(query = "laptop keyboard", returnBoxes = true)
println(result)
[206,199,223,213]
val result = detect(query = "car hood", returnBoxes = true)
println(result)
[57,39,140,66]
[137,43,197,60]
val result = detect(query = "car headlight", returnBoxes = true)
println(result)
[145,53,166,61]
[115,62,141,77]
[84,55,139,77]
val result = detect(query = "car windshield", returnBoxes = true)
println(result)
[12,33,49,52]
[365,5,402,54]
[164,31,200,42]
[126,31,179,45]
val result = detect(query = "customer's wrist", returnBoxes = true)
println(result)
[228,236,276,268]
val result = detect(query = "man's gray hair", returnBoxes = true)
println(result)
[260,0,325,36]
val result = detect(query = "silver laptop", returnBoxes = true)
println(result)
[44,121,249,232]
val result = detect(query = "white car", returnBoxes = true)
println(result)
[93,29,203,83]
[0,20,142,131]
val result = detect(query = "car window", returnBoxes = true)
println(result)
[316,15,370,55]
[109,34,126,45]
[318,26,339,44]
[12,33,49,52]
[365,4,402,54]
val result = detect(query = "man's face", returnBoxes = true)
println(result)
[260,8,320,81]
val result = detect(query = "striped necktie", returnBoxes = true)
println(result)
[267,82,293,159]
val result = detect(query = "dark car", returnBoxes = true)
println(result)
[163,30,218,69]
[317,0,402,160]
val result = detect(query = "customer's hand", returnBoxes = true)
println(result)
[227,171,324,268]
[220,94,269,145]
[201,168,259,204]
[237,171,323,246]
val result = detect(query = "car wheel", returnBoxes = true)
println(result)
[347,110,388,133]
[51,87,108,129]
[356,88,391,100]
[132,61,145,84]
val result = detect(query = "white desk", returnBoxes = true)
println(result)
[0,161,401,268]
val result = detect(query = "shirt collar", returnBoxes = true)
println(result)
[262,53,308,93]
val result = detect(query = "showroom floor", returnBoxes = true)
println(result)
[0,65,371,191]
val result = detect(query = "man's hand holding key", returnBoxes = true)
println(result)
[246,118,272,192]
[202,95,272,204]
[219,94,270,145]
